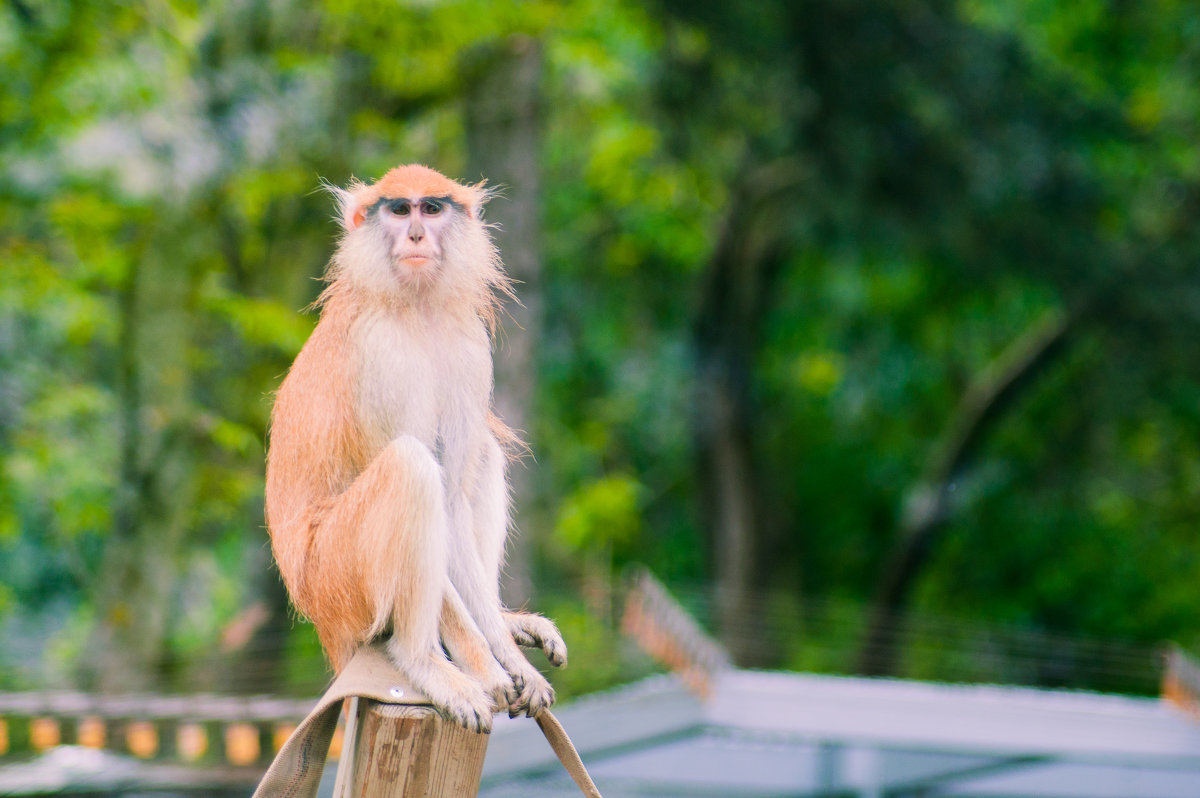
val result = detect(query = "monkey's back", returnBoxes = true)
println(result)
[265,309,369,610]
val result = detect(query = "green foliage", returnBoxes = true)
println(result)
[3,0,1200,697]
[554,474,642,554]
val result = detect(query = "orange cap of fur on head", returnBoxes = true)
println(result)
[342,164,488,230]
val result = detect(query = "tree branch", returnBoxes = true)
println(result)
[857,306,1074,676]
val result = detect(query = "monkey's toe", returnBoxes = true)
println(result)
[436,691,495,734]
[460,704,495,734]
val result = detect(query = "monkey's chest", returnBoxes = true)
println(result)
[352,316,491,453]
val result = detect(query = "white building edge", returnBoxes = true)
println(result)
[480,668,1200,797]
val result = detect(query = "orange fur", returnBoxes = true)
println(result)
[353,164,488,221]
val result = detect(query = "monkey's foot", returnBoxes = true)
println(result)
[432,688,495,733]
[389,645,495,733]
[503,658,556,719]
[417,670,494,732]
[478,658,521,714]
[504,611,568,668]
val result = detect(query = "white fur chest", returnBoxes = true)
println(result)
[351,310,493,460]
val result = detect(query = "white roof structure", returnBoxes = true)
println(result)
[479,669,1200,797]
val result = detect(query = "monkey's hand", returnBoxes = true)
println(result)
[498,652,556,719]
[504,611,568,668]
[497,612,563,718]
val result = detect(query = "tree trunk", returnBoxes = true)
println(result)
[86,231,197,692]
[856,309,1073,676]
[692,160,802,665]
[462,36,544,609]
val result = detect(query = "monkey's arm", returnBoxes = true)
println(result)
[440,581,525,710]
[462,424,566,666]
[447,434,561,716]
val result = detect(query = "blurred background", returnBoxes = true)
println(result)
[3,0,1200,733]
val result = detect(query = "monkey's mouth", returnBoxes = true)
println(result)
[395,255,439,272]
[392,255,439,284]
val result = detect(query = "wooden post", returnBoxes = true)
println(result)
[338,701,490,797]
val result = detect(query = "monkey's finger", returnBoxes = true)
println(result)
[510,629,537,648]
[509,629,567,668]
[521,681,556,719]
[503,671,528,718]
[487,683,513,714]
[498,680,520,712]
[528,634,567,668]
[507,678,538,718]
[543,639,568,668]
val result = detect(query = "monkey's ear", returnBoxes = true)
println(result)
[467,180,495,221]
[322,178,368,232]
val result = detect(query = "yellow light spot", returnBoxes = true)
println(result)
[273,723,296,753]
[30,717,60,751]
[125,721,158,758]
[225,723,260,765]
[77,716,106,749]
[176,723,208,762]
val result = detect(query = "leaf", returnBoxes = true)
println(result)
[554,474,642,553]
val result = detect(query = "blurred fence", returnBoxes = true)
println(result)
[0,573,1175,772]
[639,579,1168,696]
[0,690,319,766]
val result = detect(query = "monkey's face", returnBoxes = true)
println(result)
[329,165,497,302]
[368,195,463,279]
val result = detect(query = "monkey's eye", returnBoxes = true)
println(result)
[420,199,443,216]
[390,200,411,216]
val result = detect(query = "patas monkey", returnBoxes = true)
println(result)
[266,164,565,732]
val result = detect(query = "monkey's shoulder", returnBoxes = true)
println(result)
[272,320,353,405]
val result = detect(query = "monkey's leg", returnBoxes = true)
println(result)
[504,611,568,668]
[310,435,494,732]
[441,585,520,711]
[451,437,558,717]
[451,557,555,717]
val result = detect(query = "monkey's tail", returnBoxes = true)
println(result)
[535,709,603,798]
